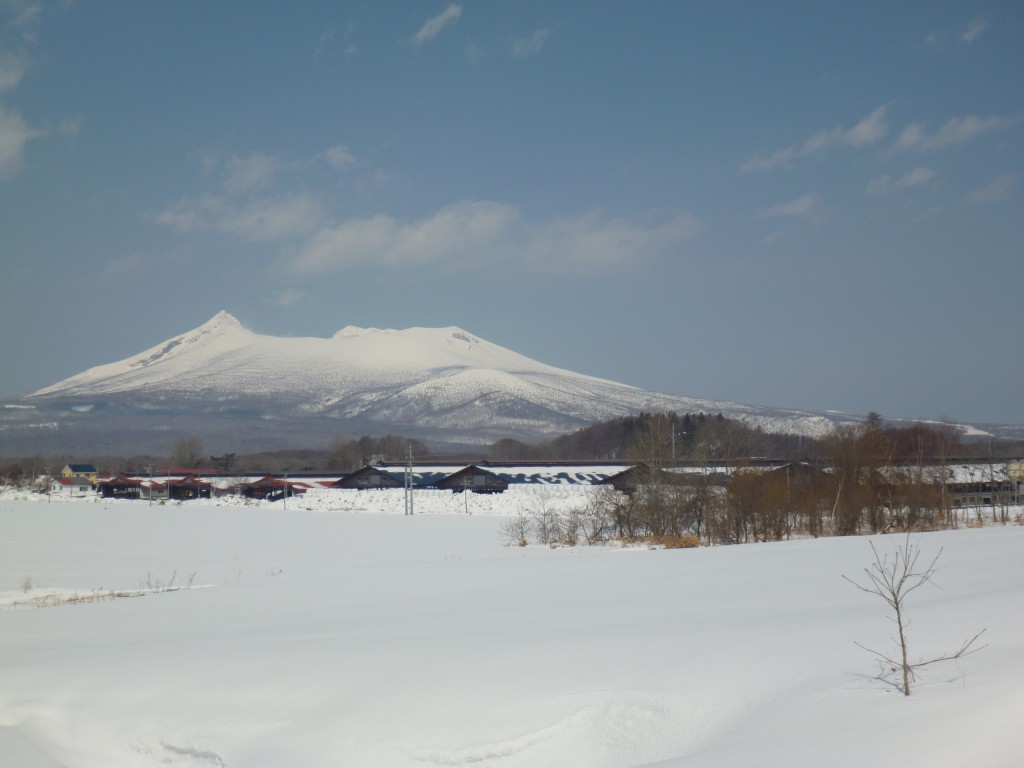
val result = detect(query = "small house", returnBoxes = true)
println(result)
[240,475,306,501]
[97,473,143,499]
[598,465,664,495]
[167,475,213,500]
[50,476,93,496]
[433,465,508,494]
[142,480,169,501]
[62,464,98,483]
[332,465,404,490]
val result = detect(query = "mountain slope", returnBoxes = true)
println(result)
[4,311,866,453]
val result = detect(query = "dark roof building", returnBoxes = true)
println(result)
[167,475,213,500]
[97,473,143,499]
[432,465,508,494]
[332,465,404,490]
[240,475,306,500]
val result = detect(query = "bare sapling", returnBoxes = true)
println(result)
[844,535,986,696]
[499,512,532,547]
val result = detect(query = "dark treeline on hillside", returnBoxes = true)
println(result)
[490,412,815,462]
[491,411,1024,465]
[1,411,1021,486]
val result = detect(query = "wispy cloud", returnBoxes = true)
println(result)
[523,210,700,270]
[314,27,335,58]
[511,28,552,58]
[296,201,518,271]
[292,201,699,273]
[757,193,818,218]
[740,106,888,173]
[154,145,370,239]
[155,192,325,243]
[274,288,309,308]
[7,2,41,30]
[315,23,358,59]
[970,173,1017,204]
[325,144,357,173]
[58,115,81,136]
[219,194,325,242]
[865,166,937,195]
[414,4,462,46]
[0,105,40,178]
[101,252,148,279]
[960,17,987,45]
[0,50,28,91]
[465,41,485,63]
[896,114,1017,152]
[224,152,281,194]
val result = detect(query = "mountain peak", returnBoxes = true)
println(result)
[333,325,377,339]
[202,310,242,330]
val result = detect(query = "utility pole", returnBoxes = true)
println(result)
[45,465,51,503]
[283,470,288,511]
[146,465,153,507]
[404,444,414,516]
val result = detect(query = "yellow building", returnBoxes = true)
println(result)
[62,464,98,483]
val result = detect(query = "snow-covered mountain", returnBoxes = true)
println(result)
[21,311,849,440]
[1,311,875,454]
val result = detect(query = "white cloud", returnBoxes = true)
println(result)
[153,143,382,242]
[8,3,41,30]
[844,106,890,147]
[58,115,81,136]
[465,41,485,62]
[0,51,28,91]
[960,17,987,45]
[275,288,309,308]
[865,166,937,195]
[315,23,358,59]
[896,114,1016,152]
[296,200,517,271]
[101,252,148,279]
[0,105,39,178]
[511,28,552,58]
[757,193,818,218]
[740,106,888,173]
[224,152,281,194]
[293,201,699,273]
[414,4,462,46]
[522,210,700,270]
[153,194,218,233]
[325,144,357,173]
[154,192,325,242]
[969,174,1017,204]
[220,194,325,242]
[314,27,335,57]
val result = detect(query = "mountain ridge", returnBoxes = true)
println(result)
[11,311,1013,456]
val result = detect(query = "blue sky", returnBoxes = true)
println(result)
[1,1,1022,425]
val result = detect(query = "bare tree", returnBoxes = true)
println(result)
[499,513,532,547]
[173,437,204,469]
[210,452,238,472]
[844,535,986,696]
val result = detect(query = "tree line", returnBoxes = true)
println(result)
[501,412,1020,549]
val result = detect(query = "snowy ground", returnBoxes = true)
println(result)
[1,495,1021,767]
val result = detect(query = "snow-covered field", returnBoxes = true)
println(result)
[1,494,1022,767]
